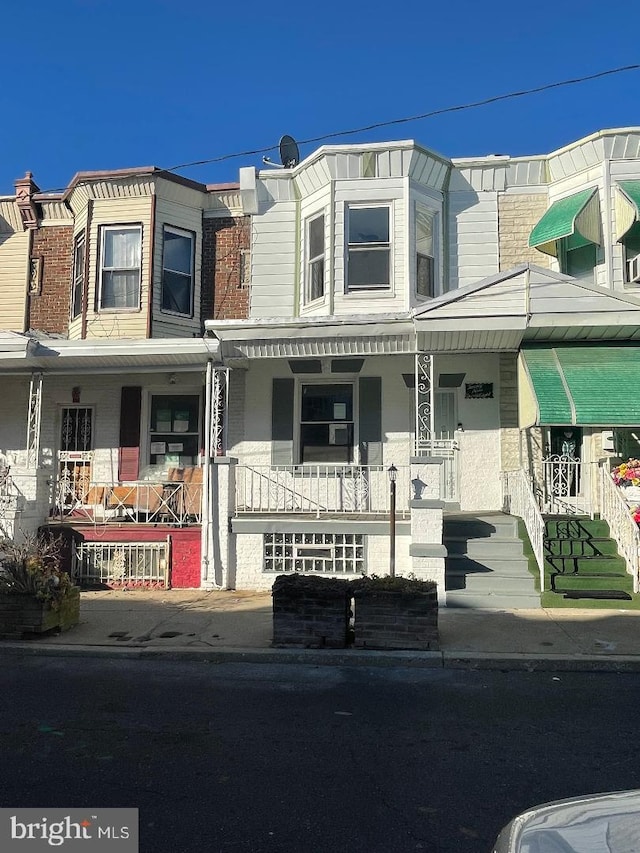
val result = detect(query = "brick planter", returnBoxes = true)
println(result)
[352,578,439,651]
[272,574,352,649]
[0,588,80,638]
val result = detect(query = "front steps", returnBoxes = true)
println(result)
[444,512,539,609]
[544,517,633,603]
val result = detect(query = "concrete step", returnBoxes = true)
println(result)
[444,537,525,559]
[445,556,531,576]
[443,512,519,540]
[445,591,541,609]
[446,572,536,593]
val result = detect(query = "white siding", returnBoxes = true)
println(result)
[0,230,29,331]
[448,191,499,289]
[249,201,297,318]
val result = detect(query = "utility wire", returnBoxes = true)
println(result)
[166,63,640,172]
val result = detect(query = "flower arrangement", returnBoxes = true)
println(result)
[631,507,640,526]
[611,459,640,487]
[0,536,73,609]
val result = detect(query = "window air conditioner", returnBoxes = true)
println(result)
[627,255,640,284]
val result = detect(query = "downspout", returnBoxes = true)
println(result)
[147,192,157,338]
[81,199,94,340]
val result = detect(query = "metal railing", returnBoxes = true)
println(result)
[0,466,20,538]
[235,464,411,517]
[600,465,640,593]
[53,478,202,526]
[414,437,459,502]
[74,541,169,587]
[502,468,546,592]
[540,455,593,517]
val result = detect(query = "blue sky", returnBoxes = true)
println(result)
[2,0,639,195]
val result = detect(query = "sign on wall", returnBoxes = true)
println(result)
[465,382,493,399]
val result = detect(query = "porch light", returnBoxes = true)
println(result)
[387,464,397,483]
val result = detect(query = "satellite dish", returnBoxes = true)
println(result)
[279,135,300,168]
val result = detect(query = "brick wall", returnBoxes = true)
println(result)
[498,194,551,271]
[28,225,74,334]
[202,216,250,321]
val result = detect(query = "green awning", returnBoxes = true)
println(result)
[521,345,640,426]
[615,181,640,241]
[528,188,600,257]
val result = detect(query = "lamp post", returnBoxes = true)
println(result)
[388,464,397,578]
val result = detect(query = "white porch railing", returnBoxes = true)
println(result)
[600,465,640,593]
[541,455,593,517]
[52,478,202,526]
[235,465,411,517]
[73,541,169,587]
[0,467,20,539]
[414,438,459,502]
[502,468,546,592]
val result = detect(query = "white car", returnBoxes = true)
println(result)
[493,790,640,852]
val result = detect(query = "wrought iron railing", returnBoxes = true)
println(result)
[0,466,20,538]
[235,465,411,517]
[74,541,169,587]
[600,465,640,593]
[540,455,593,517]
[502,468,546,592]
[53,477,202,526]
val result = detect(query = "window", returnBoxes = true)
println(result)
[306,214,325,302]
[300,383,353,463]
[71,232,85,319]
[416,207,435,298]
[99,225,141,309]
[263,532,364,574]
[623,222,640,284]
[558,238,596,284]
[148,394,200,475]
[347,206,390,290]
[161,226,194,315]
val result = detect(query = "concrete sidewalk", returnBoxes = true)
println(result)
[3,589,640,671]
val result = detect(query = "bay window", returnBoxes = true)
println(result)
[99,225,141,310]
[347,206,390,290]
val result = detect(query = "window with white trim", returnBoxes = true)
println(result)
[70,231,85,320]
[161,226,194,315]
[99,225,141,310]
[623,222,640,284]
[346,205,390,290]
[305,214,325,303]
[416,206,435,299]
[300,383,353,463]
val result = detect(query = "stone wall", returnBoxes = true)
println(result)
[498,193,551,271]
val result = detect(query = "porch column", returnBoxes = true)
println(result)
[26,371,43,469]
[201,365,231,588]
[415,353,435,452]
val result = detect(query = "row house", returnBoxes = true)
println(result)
[3,128,640,603]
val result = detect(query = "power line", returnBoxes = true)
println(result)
[165,63,640,172]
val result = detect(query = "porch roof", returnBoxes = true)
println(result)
[205,314,415,362]
[520,344,640,426]
[0,336,220,374]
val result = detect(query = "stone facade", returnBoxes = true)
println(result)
[498,193,551,271]
[500,353,520,471]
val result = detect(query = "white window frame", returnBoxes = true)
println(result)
[415,204,436,300]
[161,225,195,317]
[304,213,326,304]
[140,389,202,479]
[345,203,392,292]
[98,224,142,312]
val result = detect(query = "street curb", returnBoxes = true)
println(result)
[3,642,640,672]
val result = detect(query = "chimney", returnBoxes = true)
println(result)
[14,171,40,229]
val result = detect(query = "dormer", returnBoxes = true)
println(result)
[239,141,451,319]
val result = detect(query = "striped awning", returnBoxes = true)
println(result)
[520,345,640,426]
[528,188,600,257]
[615,181,640,241]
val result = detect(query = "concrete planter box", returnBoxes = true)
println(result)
[272,574,351,649]
[352,579,439,651]
[0,587,80,638]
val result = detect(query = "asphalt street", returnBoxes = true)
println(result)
[2,657,640,853]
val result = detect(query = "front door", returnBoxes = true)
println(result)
[58,407,94,508]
